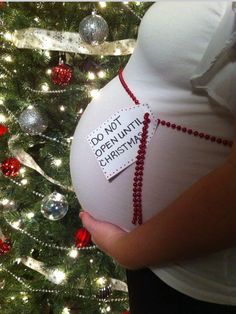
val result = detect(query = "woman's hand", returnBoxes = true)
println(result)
[79,211,137,269]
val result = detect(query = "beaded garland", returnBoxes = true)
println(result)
[118,68,233,226]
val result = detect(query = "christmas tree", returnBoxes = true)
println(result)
[0,1,152,313]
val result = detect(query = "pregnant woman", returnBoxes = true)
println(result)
[70,2,236,313]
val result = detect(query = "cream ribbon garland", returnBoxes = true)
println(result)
[12,28,136,56]
[8,136,73,192]
[21,256,128,292]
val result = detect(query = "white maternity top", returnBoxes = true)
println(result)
[70,2,236,304]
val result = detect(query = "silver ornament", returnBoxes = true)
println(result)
[79,11,109,46]
[41,192,68,221]
[19,106,48,135]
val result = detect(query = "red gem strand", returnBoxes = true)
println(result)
[132,113,151,225]
[119,68,233,226]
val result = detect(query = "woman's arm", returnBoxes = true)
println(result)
[81,125,236,270]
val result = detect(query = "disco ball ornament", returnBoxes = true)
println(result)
[79,11,109,46]
[41,192,69,221]
[1,157,21,177]
[51,63,72,86]
[19,106,48,135]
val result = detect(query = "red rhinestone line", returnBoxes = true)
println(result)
[118,68,233,225]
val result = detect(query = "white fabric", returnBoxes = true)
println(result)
[70,1,236,304]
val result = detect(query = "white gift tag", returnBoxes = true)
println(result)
[87,104,158,180]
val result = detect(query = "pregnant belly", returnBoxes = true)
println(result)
[70,96,233,232]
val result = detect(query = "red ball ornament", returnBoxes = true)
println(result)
[75,227,92,248]
[0,124,8,136]
[1,157,21,177]
[0,239,12,255]
[121,311,130,314]
[51,63,72,86]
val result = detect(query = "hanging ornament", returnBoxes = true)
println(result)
[95,277,112,300]
[79,11,109,46]
[1,157,21,177]
[19,106,48,135]
[121,312,130,314]
[74,227,92,248]
[0,238,12,255]
[0,124,8,136]
[41,192,68,221]
[51,62,72,86]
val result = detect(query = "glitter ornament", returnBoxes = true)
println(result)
[0,124,8,136]
[75,227,92,248]
[1,157,21,177]
[41,192,68,221]
[51,63,72,86]
[19,106,48,135]
[79,11,109,46]
[95,277,112,300]
[0,238,12,255]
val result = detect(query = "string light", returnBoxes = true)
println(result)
[59,105,65,111]
[99,2,107,8]
[42,50,51,58]
[68,248,78,259]
[3,55,13,62]
[26,212,35,219]
[20,168,26,176]
[78,108,83,115]
[62,308,70,314]
[0,113,7,123]
[90,259,94,264]
[96,277,107,287]
[98,70,106,78]
[4,32,13,41]
[11,220,22,230]
[88,72,95,80]
[0,74,6,79]
[41,83,49,92]
[49,269,66,285]
[1,198,9,206]
[46,69,52,75]
[53,159,62,167]
[21,179,28,185]
[34,17,40,23]
[90,89,100,99]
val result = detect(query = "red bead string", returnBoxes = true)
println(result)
[132,113,151,225]
[118,68,233,226]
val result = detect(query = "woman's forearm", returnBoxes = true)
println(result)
[121,160,236,269]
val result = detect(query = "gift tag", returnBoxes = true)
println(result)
[87,104,158,180]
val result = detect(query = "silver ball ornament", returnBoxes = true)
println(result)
[19,106,48,135]
[79,11,109,46]
[41,192,68,221]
